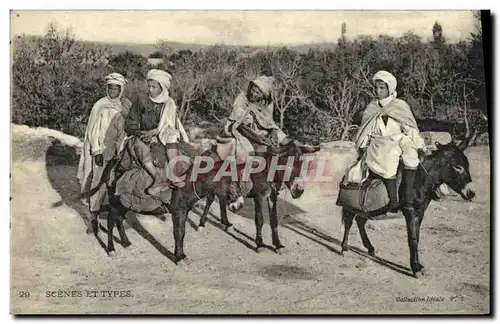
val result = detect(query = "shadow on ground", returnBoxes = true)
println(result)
[45,139,92,230]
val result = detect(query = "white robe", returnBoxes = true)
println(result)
[157,97,190,145]
[77,97,126,211]
[362,116,425,179]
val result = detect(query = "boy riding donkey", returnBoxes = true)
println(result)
[114,69,196,214]
[79,69,195,232]
[216,76,296,186]
[344,70,427,215]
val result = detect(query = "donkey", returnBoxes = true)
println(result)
[83,138,245,264]
[198,140,321,254]
[340,133,476,278]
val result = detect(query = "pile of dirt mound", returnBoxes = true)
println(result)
[11,124,83,162]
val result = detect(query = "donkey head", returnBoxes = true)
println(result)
[226,181,245,213]
[435,131,476,201]
[269,140,321,199]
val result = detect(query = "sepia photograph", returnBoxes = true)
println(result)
[9,9,491,315]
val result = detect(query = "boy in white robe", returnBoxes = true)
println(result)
[355,71,426,213]
[77,72,131,229]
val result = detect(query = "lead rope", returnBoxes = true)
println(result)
[420,158,429,175]
[192,172,202,201]
[277,160,301,224]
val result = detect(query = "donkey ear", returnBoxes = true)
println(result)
[454,127,480,151]
[457,128,479,151]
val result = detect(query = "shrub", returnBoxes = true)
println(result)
[12,17,488,144]
[12,23,110,138]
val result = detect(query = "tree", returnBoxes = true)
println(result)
[339,22,347,46]
[431,21,445,47]
[270,48,305,128]
[12,19,488,144]
[412,43,450,117]
[12,23,110,137]
[468,10,487,117]
[394,31,425,106]
[200,47,242,123]
[168,52,207,123]
[294,46,372,141]
[155,40,173,58]
[148,50,164,59]
[108,51,147,81]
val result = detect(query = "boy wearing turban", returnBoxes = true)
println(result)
[355,70,426,213]
[125,69,190,195]
[78,72,132,226]
[217,75,291,163]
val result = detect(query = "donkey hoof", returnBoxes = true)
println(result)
[176,257,190,267]
[122,241,132,248]
[368,249,376,256]
[223,224,234,232]
[256,246,266,253]
[197,225,205,233]
[276,247,287,255]
[107,250,116,257]
[413,266,427,278]
[91,220,99,235]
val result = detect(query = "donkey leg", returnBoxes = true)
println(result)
[340,209,355,254]
[403,208,424,278]
[254,195,266,252]
[107,206,117,255]
[87,211,99,235]
[269,191,284,252]
[219,197,233,231]
[414,209,428,274]
[172,209,188,263]
[356,217,375,256]
[415,209,427,246]
[198,192,215,230]
[115,206,131,248]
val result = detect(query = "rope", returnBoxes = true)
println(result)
[192,180,202,201]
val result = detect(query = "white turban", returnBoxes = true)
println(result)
[105,72,127,101]
[147,69,172,103]
[372,70,397,96]
[105,72,128,86]
[251,76,275,97]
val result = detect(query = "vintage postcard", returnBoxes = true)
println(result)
[10,10,491,315]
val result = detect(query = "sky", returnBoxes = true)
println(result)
[10,10,477,46]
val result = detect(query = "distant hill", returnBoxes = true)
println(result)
[103,41,338,55]
[11,34,337,57]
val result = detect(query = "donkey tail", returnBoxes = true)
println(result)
[341,208,356,227]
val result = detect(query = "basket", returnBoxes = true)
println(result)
[336,177,389,213]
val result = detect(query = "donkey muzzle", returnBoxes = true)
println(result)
[290,181,305,199]
[460,183,475,201]
[228,196,244,213]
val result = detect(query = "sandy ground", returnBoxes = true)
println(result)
[10,126,490,314]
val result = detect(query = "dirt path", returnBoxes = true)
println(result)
[10,132,490,314]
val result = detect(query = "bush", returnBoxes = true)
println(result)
[148,51,164,59]
[12,18,487,144]
[108,51,148,80]
[12,24,110,138]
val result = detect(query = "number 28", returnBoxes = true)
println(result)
[18,292,30,298]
